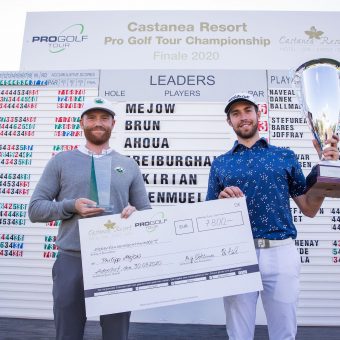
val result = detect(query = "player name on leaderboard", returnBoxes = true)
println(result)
[0,69,339,324]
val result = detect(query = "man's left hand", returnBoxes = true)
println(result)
[121,204,136,218]
[320,134,339,160]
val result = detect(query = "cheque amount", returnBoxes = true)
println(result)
[197,211,244,231]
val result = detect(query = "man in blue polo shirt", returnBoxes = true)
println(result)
[206,93,339,340]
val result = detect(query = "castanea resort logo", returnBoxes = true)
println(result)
[87,219,133,239]
[31,24,88,53]
[102,219,132,233]
[304,26,323,40]
[104,219,117,230]
[134,211,167,232]
[279,25,339,46]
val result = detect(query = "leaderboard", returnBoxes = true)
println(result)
[0,71,99,265]
[117,100,269,205]
[267,71,340,270]
[0,69,339,324]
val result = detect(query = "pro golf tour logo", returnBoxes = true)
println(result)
[31,24,88,53]
[134,211,167,233]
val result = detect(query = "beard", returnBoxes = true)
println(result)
[83,126,112,145]
[233,120,259,139]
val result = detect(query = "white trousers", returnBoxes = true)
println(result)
[224,242,301,340]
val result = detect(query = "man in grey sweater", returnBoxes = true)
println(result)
[29,97,151,340]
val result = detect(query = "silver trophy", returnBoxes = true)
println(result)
[293,58,340,197]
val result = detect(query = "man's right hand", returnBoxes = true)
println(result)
[75,198,105,217]
[218,186,244,199]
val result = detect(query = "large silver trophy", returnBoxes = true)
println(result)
[293,58,340,197]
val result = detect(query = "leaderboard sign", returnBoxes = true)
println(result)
[20,11,340,70]
[0,69,339,324]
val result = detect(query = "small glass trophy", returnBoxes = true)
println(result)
[88,155,114,212]
[293,58,340,197]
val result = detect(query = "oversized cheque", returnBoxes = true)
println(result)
[79,197,262,317]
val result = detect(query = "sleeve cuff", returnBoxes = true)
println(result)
[62,199,77,214]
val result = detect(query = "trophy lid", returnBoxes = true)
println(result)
[296,58,340,72]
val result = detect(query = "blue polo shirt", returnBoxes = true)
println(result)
[206,138,306,240]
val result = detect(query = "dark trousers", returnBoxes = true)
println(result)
[52,252,130,340]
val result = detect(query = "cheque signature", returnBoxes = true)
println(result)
[221,246,239,256]
[184,252,215,264]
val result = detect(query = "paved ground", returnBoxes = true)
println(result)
[0,318,339,339]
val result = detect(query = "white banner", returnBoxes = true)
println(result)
[21,11,340,70]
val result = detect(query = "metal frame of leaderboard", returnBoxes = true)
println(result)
[79,198,262,317]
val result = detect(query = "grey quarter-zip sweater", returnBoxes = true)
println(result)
[28,149,151,253]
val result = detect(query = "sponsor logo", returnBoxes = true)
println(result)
[134,211,167,232]
[88,219,132,238]
[304,26,323,40]
[228,94,253,103]
[279,26,340,50]
[114,166,125,174]
[104,219,116,230]
[95,98,104,104]
[31,24,88,53]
